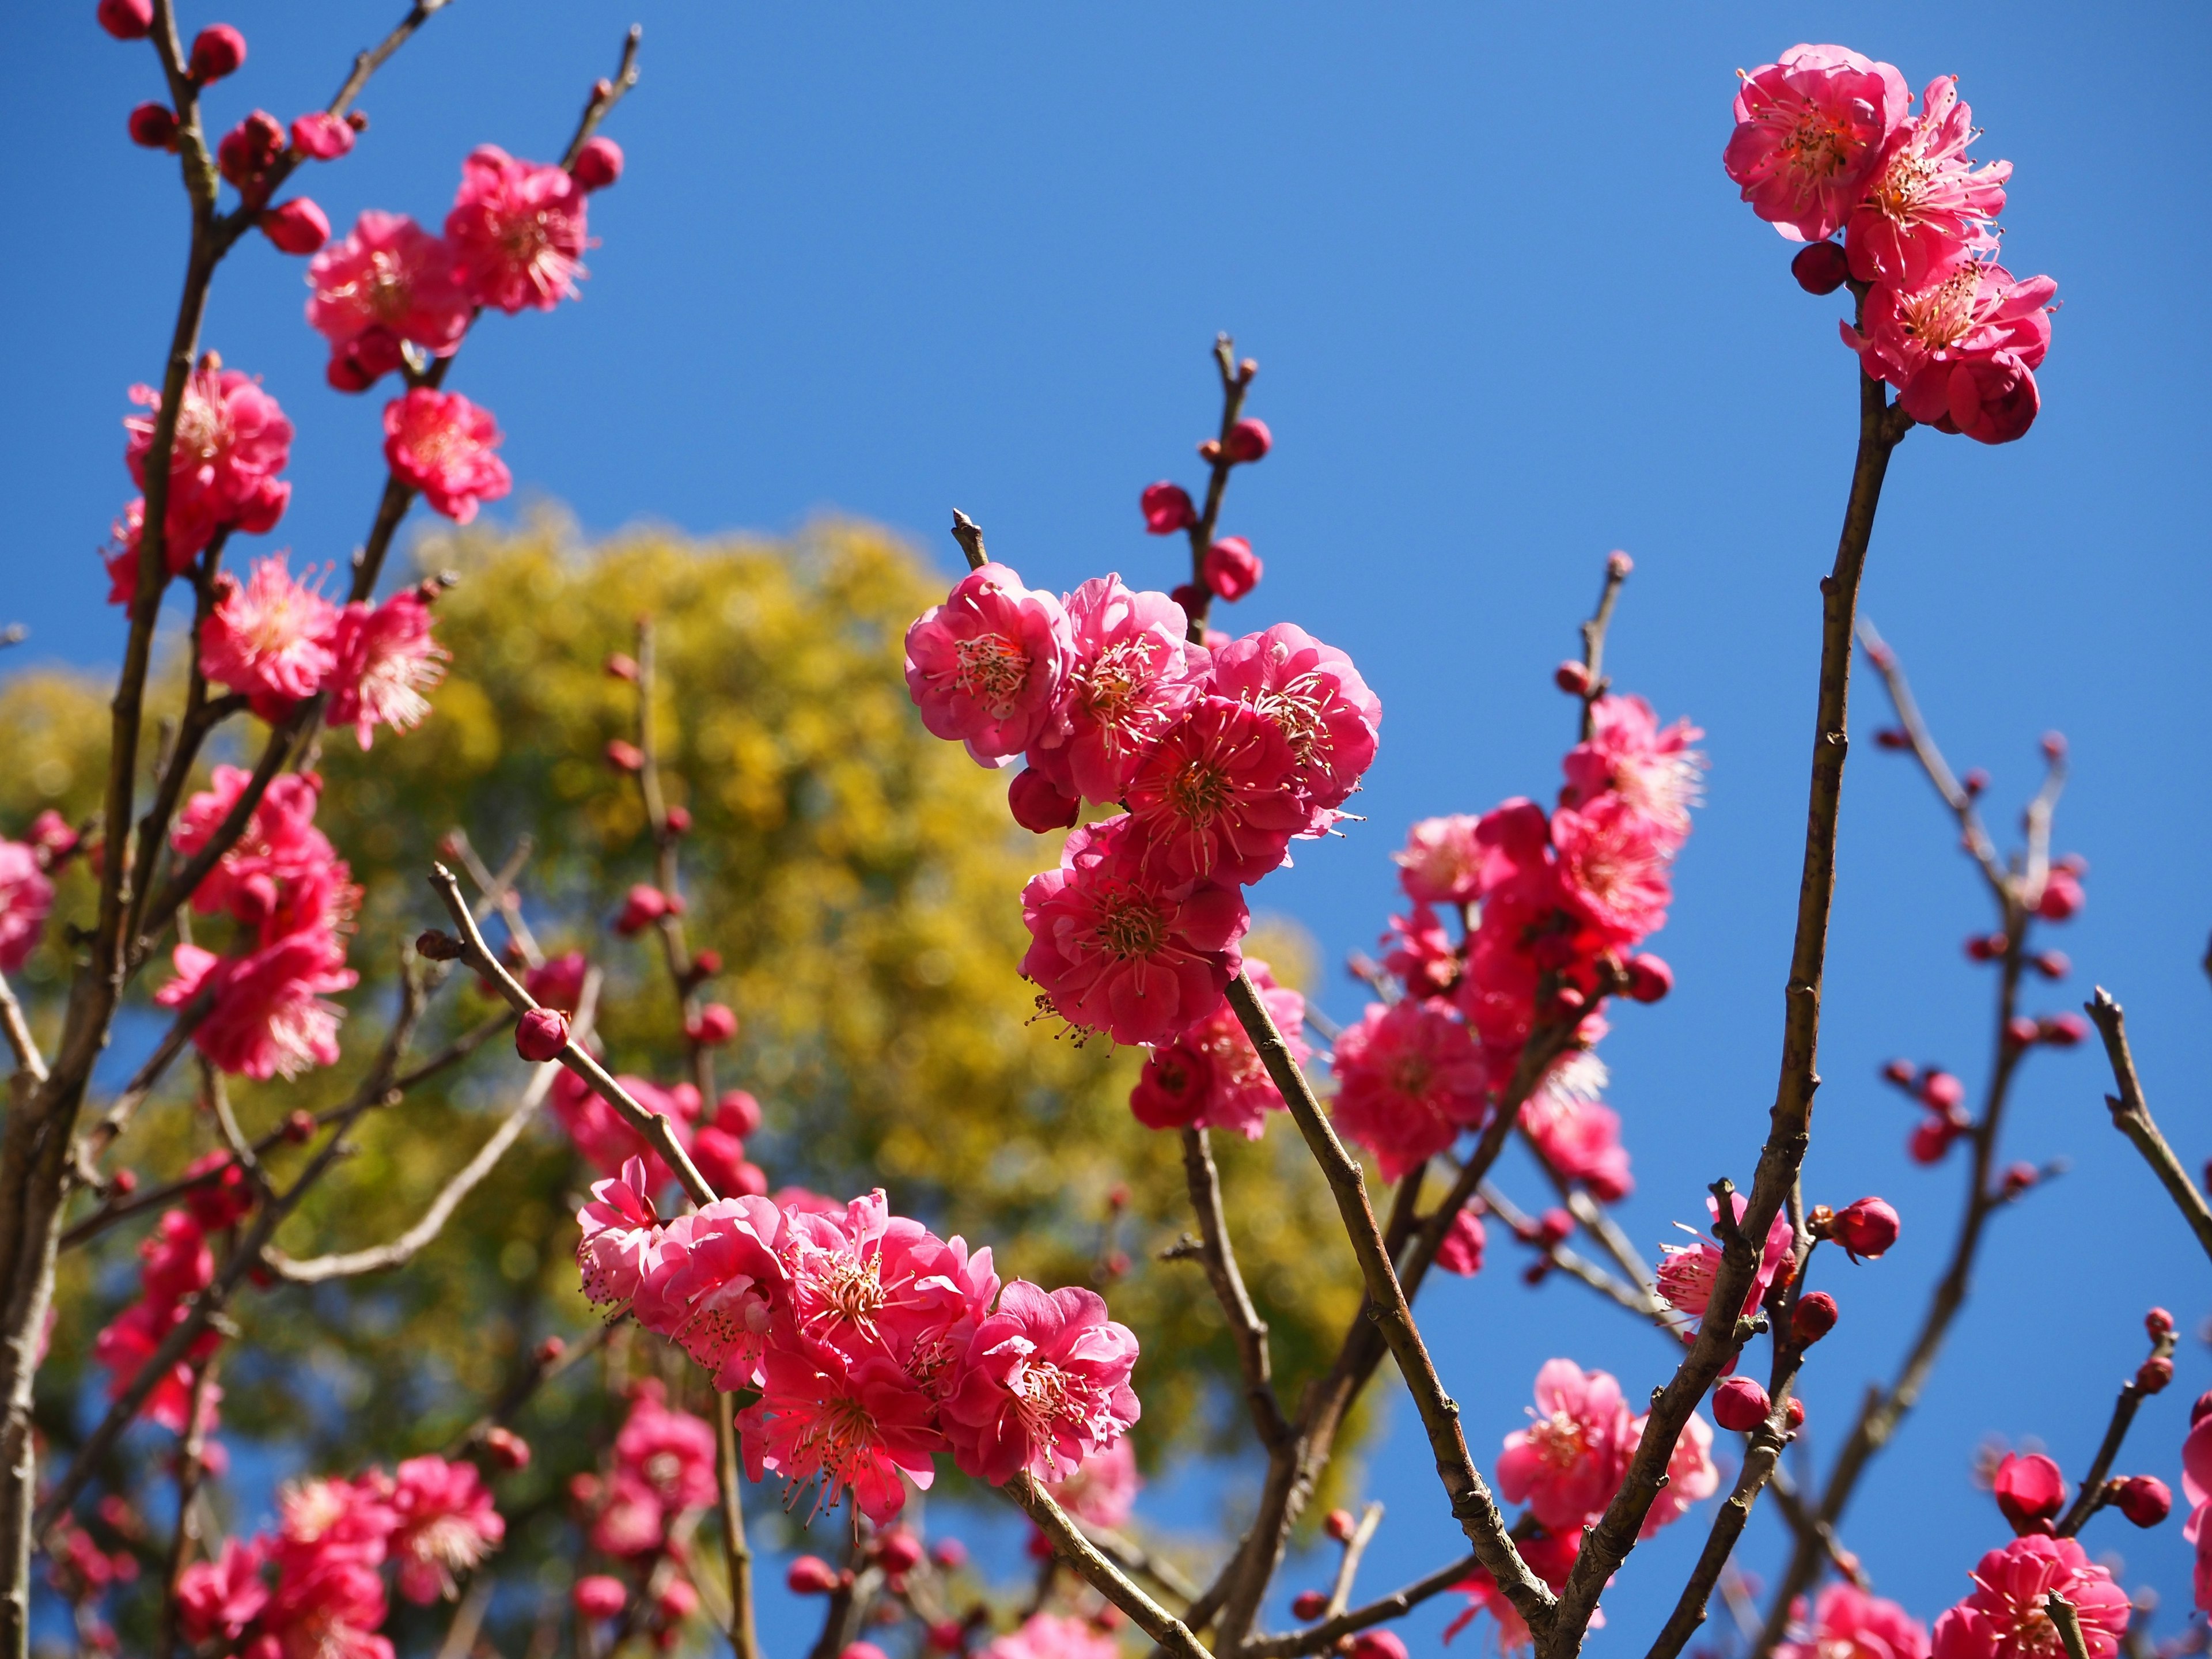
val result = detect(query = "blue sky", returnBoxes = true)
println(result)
[7,1,2209,1650]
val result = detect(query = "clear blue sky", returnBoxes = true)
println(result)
[6,1,2208,1649]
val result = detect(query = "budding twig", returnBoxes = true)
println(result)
[950,510,989,571]
[2055,1315,2177,1537]
[1005,1475,1214,1659]
[2084,988,2212,1264]
[1238,1552,1479,1659]
[2047,1593,2092,1659]
[1180,1127,1290,1450]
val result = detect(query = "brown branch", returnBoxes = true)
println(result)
[1857,619,2006,897]
[390,1005,521,1093]
[1480,1182,1662,1325]
[2048,1594,2092,1659]
[563,25,643,169]
[628,619,714,1102]
[950,510,989,571]
[1081,1524,1199,1605]
[1180,336,1256,645]
[2085,988,2212,1263]
[1180,1128,1290,1450]
[445,1313,627,1459]
[2056,1320,2178,1537]
[1238,1552,1479,1659]
[0,973,43,1088]
[156,1349,221,1659]
[81,996,211,1164]
[713,1394,761,1659]
[1577,554,1631,740]
[1006,1475,1214,1659]
[1325,1502,1384,1619]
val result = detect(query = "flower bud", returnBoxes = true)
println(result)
[1291,1591,1328,1622]
[716,1089,763,1136]
[2147,1306,2175,1340]
[483,1426,531,1469]
[1008,767,1080,833]
[1830,1196,1900,1262]
[1197,438,1222,463]
[1791,1291,1839,1347]
[664,804,693,836]
[2001,1162,2037,1198]
[1712,1377,1771,1432]
[415,928,463,961]
[188,25,247,84]
[1963,768,1990,797]
[613,884,669,935]
[1349,1633,1407,1659]
[1554,660,1591,695]
[574,1576,627,1619]
[1606,551,1634,579]
[605,738,645,772]
[686,1003,738,1046]
[2195,1391,2212,1427]
[284,1109,316,1143]
[259,198,330,255]
[1790,240,1850,295]
[2004,1016,2039,1049]
[1880,1059,1915,1087]
[690,948,721,979]
[1965,933,2007,963]
[876,1531,925,1574]
[1623,953,1673,1003]
[1140,482,1196,535]
[327,328,404,392]
[1323,1508,1356,1542]
[1785,1397,1806,1429]
[605,652,639,681]
[1223,418,1272,463]
[2115,1475,2171,1528]
[1919,1071,1965,1112]
[2037,868,2084,922]
[516,1007,569,1062]
[787,1555,840,1595]
[657,1578,699,1622]
[1537,1208,1574,1247]
[127,103,179,149]
[217,109,286,190]
[535,1335,567,1366]
[290,111,354,160]
[1993,1452,2066,1534]
[1874,728,1910,750]
[110,1168,139,1196]
[930,1539,968,1570]
[571,135,624,191]
[927,1623,967,1652]
[1202,536,1262,602]
[2135,1356,2173,1395]
[97,0,154,40]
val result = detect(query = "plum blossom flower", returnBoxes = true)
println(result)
[305,210,472,358]
[1381,904,1461,999]
[1207,623,1382,835]
[1847,77,2010,290]
[741,1344,943,1524]
[550,1069,700,1187]
[1125,695,1308,884]
[1435,1207,1487,1277]
[1446,1527,1588,1652]
[1843,262,2056,446]
[1550,794,1674,949]
[1042,1438,1141,1530]
[92,1210,221,1434]
[1020,815,1248,1047]
[1654,1191,1795,1323]
[1395,815,1486,906]
[382,389,513,524]
[198,553,339,719]
[942,1281,1141,1486]
[1497,1359,1632,1532]
[327,585,449,749]
[903,563,1076,764]
[171,770,334,925]
[1518,1055,1633,1201]
[613,1387,721,1516]
[444,145,590,312]
[255,1552,392,1659]
[1560,696,1705,848]
[776,1190,997,1393]
[632,1194,789,1390]
[577,1157,667,1305]
[1778,1584,1931,1659]
[1627,1409,1719,1537]
[1725,45,1911,243]
[100,497,180,605]
[1329,999,1488,1181]
[158,929,358,1081]
[123,359,293,560]
[0,840,55,972]
[1026,577,1208,802]
[1127,1041,1213,1132]
[176,1538,270,1650]
[388,1456,503,1604]
[1930,1534,2130,1659]
[1131,960,1306,1139]
[984,1613,1124,1659]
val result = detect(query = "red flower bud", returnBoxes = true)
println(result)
[1919,1071,1965,1112]
[127,103,178,149]
[716,1089,763,1137]
[1223,417,1272,463]
[1140,482,1196,535]
[290,111,354,160]
[2195,1391,2212,1427]
[1993,1452,2066,1534]
[1606,551,1634,579]
[1291,1592,1328,1622]
[1197,438,1222,463]
[516,1007,569,1062]
[2001,1162,2038,1198]
[2031,950,2070,979]
[571,135,624,191]
[1349,1634,1407,1659]
[1831,1196,1900,1262]
[927,1622,967,1652]
[930,1539,968,1570]
[1785,1397,1806,1430]
[1008,767,1080,833]
[2135,1356,2173,1395]
[1623,953,1673,1003]
[2037,868,2084,922]
[97,0,154,39]
[1791,1291,1839,1347]
[109,1168,138,1196]
[284,1109,316,1144]
[2040,730,2067,762]
[1880,1059,1915,1086]
[2115,1475,2171,1528]
[535,1336,567,1366]
[686,1003,738,1046]
[2005,1016,2039,1049]
[573,1576,627,1620]
[2038,1014,2087,1047]
[1554,660,1592,695]
[1107,1183,1130,1211]
[1712,1377,1771,1432]
[483,1426,531,1469]
[605,738,645,772]
[217,111,286,195]
[1323,1508,1356,1542]
[1962,767,1990,796]
[188,25,247,84]
[876,1531,924,1574]
[1537,1208,1574,1247]
[614,885,668,935]
[1202,537,1263,602]
[259,198,330,255]
[1790,240,1850,295]
[327,327,404,392]
[1874,728,1910,751]
[605,652,639,681]
[787,1555,840,1595]
[2147,1306,2176,1340]
[664,804,692,836]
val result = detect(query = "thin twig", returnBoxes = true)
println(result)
[445,1315,628,1459]
[950,511,989,571]
[1006,1476,1214,1659]
[1325,1502,1384,1619]
[1578,554,1631,740]
[1857,618,2007,896]
[1179,336,1257,645]
[714,1393,761,1659]
[562,25,643,169]
[1238,1553,1478,1659]
[2048,1594,2091,1659]
[2055,1319,2178,1537]
[1180,1128,1290,1450]
[0,973,44,1086]
[2084,988,2212,1263]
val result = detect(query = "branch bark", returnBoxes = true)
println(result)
[2084,988,2212,1263]
[1006,1475,1214,1659]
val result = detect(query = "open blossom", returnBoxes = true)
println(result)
[388,1456,503,1604]
[1779,1585,1932,1659]
[1125,695,1306,883]
[743,1344,943,1524]
[172,769,333,925]
[327,586,449,749]
[1026,577,1207,802]
[93,1209,221,1434]
[1847,77,2009,289]
[1330,999,1488,1181]
[903,563,1075,763]
[1930,1535,2130,1659]
[124,359,293,560]
[382,389,513,524]
[256,1552,392,1659]
[1020,815,1247,1047]
[577,1157,666,1305]
[984,1613,1123,1659]
[1725,45,1910,243]
[1207,623,1382,834]
[1497,1359,1632,1532]
[550,1069,699,1187]
[1395,815,1486,906]
[615,1387,721,1515]
[1656,1191,1795,1322]
[176,1539,271,1650]
[777,1190,997,1392]
[1560,696,1704,847]
[1382,904,1461,999]
[305,210,472,356]
[633,1196,790,1390]
[1844,262,2056,446]
[159,930,358,1081]
[1628,1409,1719,1537]
[199,553,339,719]
[0,840,54,972]
[444,145,590,312]
[1446,1527,1587,1652]
[1130,960,1306,1139]
[1043,1437,1141,1530]
[942,1281,1141,1486]
[1518,1055,1633,1201]
[1551,793,1674,948]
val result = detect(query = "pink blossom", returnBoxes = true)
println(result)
[1446,1528,1588,1652]
[1328,1000,1488,1182]
[1026,577,1207,802]
[1725,45,1911,243]
[574,1575,627,1619]
[613,1387,721,1516]
[741,1344,943,1524]
[159,929,358,1081]
[1930,1535,2130,1659]
[1126,696,1307,884]
[305,210,471,359]
[1495,1359,1632,1532]
[550,1069,699,1187]
[632,1195,788,1390]
[1778,1584,1932,1659]
[1627,1409,1718,1537]
[171,770,334,925]
[577,1157,666,1305]
[1381,904,1461,999]
[1560,696,1705,849]
[984,1613,1124,1659]
[1207,623,1382,835]
[276,1474,398,1567]
[1135,959,1307,1139]
[92,1210,221,1434]
[1128,1041,1213,1132]
[444,145,590,313]
[1139,482,1195,535]
[327,586,449,749]
[255,1552,393,1659]
[1395,815,1486,906]
[382,389,513,524]
[942,1281,1141,1486]
[199,553,339,719]
[1847,77,2010,289]
[1518,1058,1633,1202]
[1041,1438,1141,1530]
[176,1538,270,1649]
[522,950,588,1011]
[1551,794,1673,949]
[388,1456,503,1604]
[1843,263,2057,446]
[775,1190,995,1393]
[1020,815,1248,1047]
[123,360,293,560]
[1655,1191,1794,1323]
[903,563,1076,764]
[1435,1207,1487,1277]
[0,840,54,972]
[101,497,185,605]
[291,111,355,161]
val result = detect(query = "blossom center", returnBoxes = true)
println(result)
[951,631,1031,715]
[1165,757,1232,827]
[1783,111,1857,181]
[1529,1408,1588,1470]
[1897,268,1980,351]
[1094,888,1167,960]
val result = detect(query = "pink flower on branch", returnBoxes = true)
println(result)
[1330,999,1488,1182]
[1724,44,1911,243]
[1655,1190,1794,1322]
[158,929,358,1081]
[576,1157,665,1306]
[1208,623,1382,837]
[1495,1359,1633,1533]
[1550,794,1675,950]
[1124,695,1307,884]
[199,554,339,719]
[1930,1535,2129,1659]
[1129,959,1307,1139]
[1560,695,1705,848]
[903,563,1075,764]
[327,585,449,749]
[175,1539,270,1650]
[1394,815,1486,906]
[1847,76,2011,289]
[306,211,472,354]
[1446,1527,1589,1652]
[445,145,591,313]
[123,359,293,562]
[388,1455,502,1605]
[941,1281,1141,1486]
[0,840,55,972]
[1777,1584,1931,1659]
[1627,1407,1718,1537]
[741,1346,942,1525]
[1026,577,1207,803]
[1844,262,2056,446]
[632,1195,788,1390]
[1041,1438,1141,1530]
[382,389,513,524]
[1518,1056,1634,1202]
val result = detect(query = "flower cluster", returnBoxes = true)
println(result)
[1776,1584,1931,1659]
[577,1165,1140,1523]
[1929,1535,2128,1659]
[565,1381,717,1639]
[1128,959,1309,1138]
[90,1182,245,1446]
[176,1455,504,1658]
[0,832,59,972]
[1724,45,2057,444]
[113,355,293,586]
[156,768,360,1080]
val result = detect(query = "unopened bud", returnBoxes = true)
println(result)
[2038,1013,2087,1047]
[1323,1508,1356,1542]
[1963,768,1990,797]
[716,1090,763,1135]
[290,111,354,160]
[1790,241,1850,295]
[1791,1291,1839,1346]
[1196,438,1222,463]
[1008,767,1080,834]
[2040,730,2067,762]
[1919,1071,1965,1112]
[571,135,624,191]
[2135,1357,2173,1395]
[1291,1591,1328,1622]
[691,947,722,977]
[875,1531,924,1574]
[1712,1377,1770,1432]
[259,197,330,255]
[283,1109,316,1144]
[97,0,155,39]
[1874,728,1910,751]
[1830,1196,1900,1262]
[415,929,464,961]
[109,1168,138,1196]
[533,1336,567,1366]
[483,1426,531,1469]
[127,102,179,149]
[2032,950,2070,979]
[605,738,644,772]
[1554,660,1591,695]
[1223,418,1272,464]
[2115,1475,2172,1528]
[930,1539,968,1571]
[516,1007,569,1062]
[1139,481,1196,535]
[2147,1306,2176,1340]
[1537,1207,1574,1247]
[1880,1058,1916,1086]
[1623,953,1673,1003]
[2001,1162,2037,1198]
[2005,1016,2040,1049]
[664,804,692,835]
[1606,551,1634,579]
[1965,933,2009,963]
[786,1555,840,1595]
[605,652,639,681]
[187,24,247,84]
[1786,1397,1806,1430]
[1107,1183,1130,1211]
[685,1003,737,1046]
[1202,537,1263,602]
[1104,1249,1130,1278]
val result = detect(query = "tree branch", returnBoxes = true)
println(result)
[1180,1127,1290,1450]
[1006,1475,1214,1659]
[1238,1552,1479,1659]
[2055,1319,2178,1537]
[2084,987,2212,1263]
[1180,336,1256,645]
[1857,619,2007,898]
